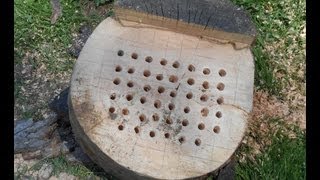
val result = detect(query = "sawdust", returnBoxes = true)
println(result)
[239,89,305,160]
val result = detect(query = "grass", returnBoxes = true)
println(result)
[235,123,306,180]
[231,0,306,97]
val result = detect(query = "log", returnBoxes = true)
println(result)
[69,1,255,179]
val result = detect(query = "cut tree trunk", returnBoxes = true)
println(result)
[69,0,255,179]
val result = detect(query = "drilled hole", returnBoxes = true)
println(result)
[156,74,163,81]
[186,92,193,99]
[188,64,195,72]
[139,114,146,122]
[134,126,140,133]
[203,68,211,75]
[200,94,208,102]
[168,103,175,110]
[113,78,121,85]
[213,126,220,134]
[122,108,129,115]
[128,67,135,74]
[217,97,224,104]
[110,93,116,100]
[149,131,155,137]
[143,70,151,77]
[169,75,178,83]
[195,139,201,146]
[179,136,185,143]
[182,119,189,126]
[184,107,190,113]
[187,78,195,85]
[217,83,225,91]
[202,81,209,89]
[160,59,167,66]
[201,108,209,117]
[118,125,124,130]
[170,91,177,97]
[117,50,124,56]
[127,81,134,88]
[158,86,165,94]
[109,107,115,113]
[172,61,180,68]
[152,113,159,121]
[198,123,205,130]
[140,97,146,104]
[131,53,138,59]
[216,111,222,118]
[126,94,133,101]
[115,65,122,72]
[164,133,170,138]
[145,56,153,63]
[154,100,161,109]
[143,85,151,92]
[219,69,226,77]
[166,118,173,124]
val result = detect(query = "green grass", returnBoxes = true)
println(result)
[235,123,306,180]
[14,0,104,74]
[231,0,306,96]
[30,155,113,179]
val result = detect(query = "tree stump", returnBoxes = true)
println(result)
[69,0,256,179]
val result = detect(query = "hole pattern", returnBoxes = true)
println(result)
[144,85,151,92]
[127,81,134,88]
[115,65,122,72]
[150,131,155,137]
[158,86,165,94]
[117,50,124,56]
[139,114,146,122]
[201,108,209,117]
[187,78,195,85]
[126,94,133,101]
[170,91,177,97]
[186,92,193,99]
[122,108,129,115]
[217,83,225,91]
[213,126,220,134]
[134,126,140,133]
[145,56,153,63]
[172,61,180,68]
[143,70,151,77]
[168,103,175,110]
[118,125,124,130]
[156,74,163,81]
[203,68,210,75]
[202,81,209,89]
[219,69,226,77]
[131,53,138,59]
[140,97,146,104]
[169,75,178,83]
[198,123,205,130]
[216,111,222,118]
[107,51,229,144]
[217,97,224,104]
[152,113,159,121]
[195,139,201,146]
[164,133,170,138]
[128,68,135,74]
[154,100,161,109]
[182,119,189,126]
[113,78,121,85]
[188,64,195,72]
[160,59,167,66]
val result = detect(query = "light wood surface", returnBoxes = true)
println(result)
[69,18,254,179]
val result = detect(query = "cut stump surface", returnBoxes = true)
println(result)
[69,17,254,179]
